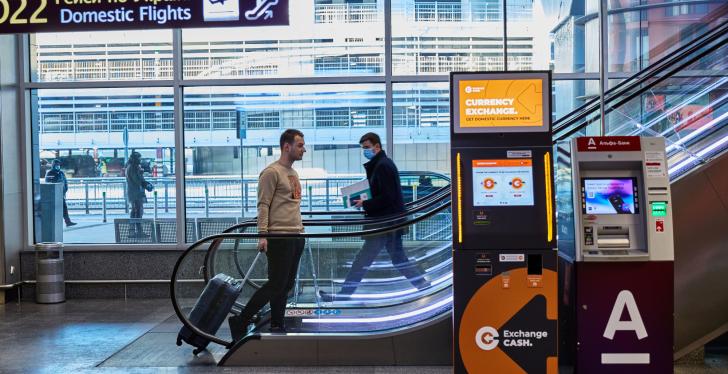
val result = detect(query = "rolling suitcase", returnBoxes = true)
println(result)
[176,252,261,354]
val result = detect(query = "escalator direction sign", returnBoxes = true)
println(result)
[0,0,289,35]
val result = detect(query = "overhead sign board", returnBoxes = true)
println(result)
[451,72,550,134]
[0,0,289,35]
[576,136,642,152]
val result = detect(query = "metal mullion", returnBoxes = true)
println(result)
[173,28,186,248]
[18,34,32,249]
[385,0,393,156]
[503,0,508,71]
[599,0,609,135]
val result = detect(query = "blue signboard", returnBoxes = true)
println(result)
[0,0,289,34]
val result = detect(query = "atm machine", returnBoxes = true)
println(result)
[558,136,674,373]
[450,71,558,373]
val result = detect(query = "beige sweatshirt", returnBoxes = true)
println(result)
[257,161,304,233]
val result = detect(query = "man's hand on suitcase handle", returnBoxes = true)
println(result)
[258,238,268,252]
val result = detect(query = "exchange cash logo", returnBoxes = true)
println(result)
[475,326,499,350]
[203,0,240,22]
[476,326,549,351]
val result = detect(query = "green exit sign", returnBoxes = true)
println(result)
[651,201,667,217]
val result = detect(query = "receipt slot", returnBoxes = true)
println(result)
[557,136,674,373]
[450,71,558,373]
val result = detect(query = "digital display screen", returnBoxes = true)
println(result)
[472,159,534,206]
[452,72,550,134]
[581,178,640,214]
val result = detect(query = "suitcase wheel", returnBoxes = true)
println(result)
[193,347,204,355]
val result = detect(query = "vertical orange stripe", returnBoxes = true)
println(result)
[457,152,463,244]
[544,152,553,242]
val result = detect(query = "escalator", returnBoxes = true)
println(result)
[172,185,454,365]
[170,16,728,364]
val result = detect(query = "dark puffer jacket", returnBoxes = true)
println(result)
[362,150,405,218]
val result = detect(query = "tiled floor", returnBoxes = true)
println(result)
[0,299,725,373]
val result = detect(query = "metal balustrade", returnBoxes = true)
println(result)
[57,174,449,218]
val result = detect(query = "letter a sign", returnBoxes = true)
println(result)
[603,291,648,340]
[576,262,673,373]
[600,291,650,365]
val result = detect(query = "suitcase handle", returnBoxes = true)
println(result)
[239,251,262,286]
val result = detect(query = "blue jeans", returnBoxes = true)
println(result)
[339,229,427,295]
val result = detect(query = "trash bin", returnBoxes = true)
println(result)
[35,242,65,304]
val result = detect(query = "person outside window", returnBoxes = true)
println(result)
[45,159,77,227]
[319,132,430,302]
[126,152,153,238]
[228,129,306,340]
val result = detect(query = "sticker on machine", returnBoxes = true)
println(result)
[645,151,667,178]
[500,254,525,262]
[507,150,532,159]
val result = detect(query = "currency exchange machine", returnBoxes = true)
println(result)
[558,136,674,373]
[450,71,558,373]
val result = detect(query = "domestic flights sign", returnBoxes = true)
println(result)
[0,0,289,34]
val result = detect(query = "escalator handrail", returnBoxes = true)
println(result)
[220,184,451,234]
[204,188,451,280]
[553,18,728,137]
[554,15,728,133]
[554,22,728,142]
[170,198,452,349]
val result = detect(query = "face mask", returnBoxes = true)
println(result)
[363,148,375,160]
[53,165,61,171]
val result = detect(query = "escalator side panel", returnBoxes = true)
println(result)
[672,151,728,358]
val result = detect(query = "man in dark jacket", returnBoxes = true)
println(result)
[126,152,152,238]
[45,159,77,227]
[319,133,429,302]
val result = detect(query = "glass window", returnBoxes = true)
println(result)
[182,1,384,79]
[392,0,505,75]
[183,84,386,240]
[30,30,173,83]
[506,0,550,70]
[392,82,450,175]
[608,1,723,75]
[31,87,177,244]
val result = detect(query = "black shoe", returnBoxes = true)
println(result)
[228,314,251,342]
[65,221,77,227]
[318,290,351,302]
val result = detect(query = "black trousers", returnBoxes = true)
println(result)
[62,199,71,223]
[239,237,305,327]
[339,229,426,295]
[130,201,144,234]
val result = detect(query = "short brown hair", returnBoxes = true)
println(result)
[280,129,304,148]
[359,132,381,147]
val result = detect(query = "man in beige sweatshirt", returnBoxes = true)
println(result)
[229,129,306,339]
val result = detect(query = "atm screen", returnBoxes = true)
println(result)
[472,159,534,206]
[582,178,640,214]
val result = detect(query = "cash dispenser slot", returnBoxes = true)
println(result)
[596,226,630,248]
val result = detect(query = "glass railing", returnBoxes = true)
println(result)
[554,19,728,180]
[171,190,452,347]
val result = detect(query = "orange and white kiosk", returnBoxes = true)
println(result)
[450,71,558,373]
